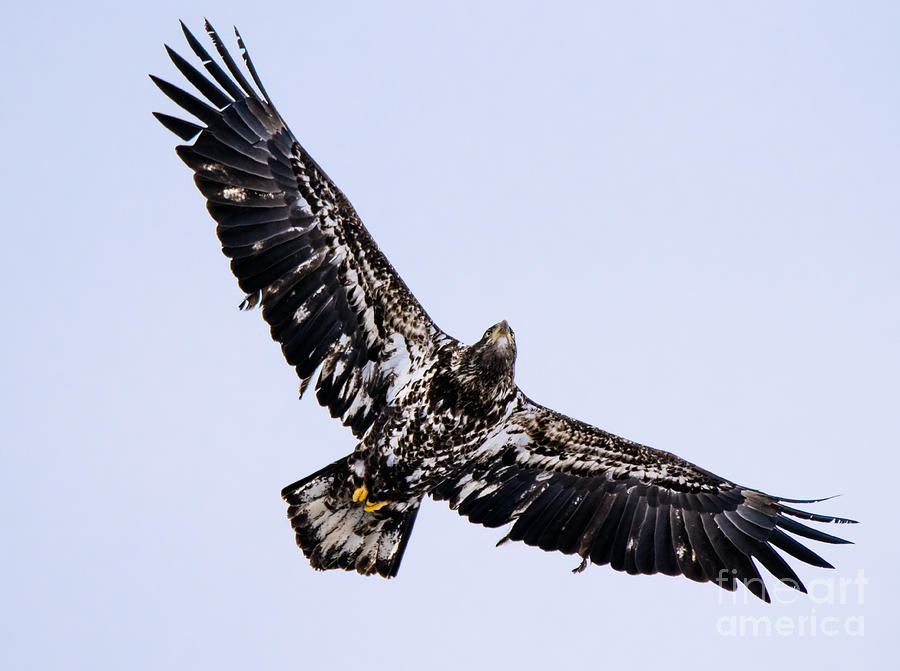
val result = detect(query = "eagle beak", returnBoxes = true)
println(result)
[489,320,514,345]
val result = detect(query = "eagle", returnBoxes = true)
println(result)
[153,21,855,602]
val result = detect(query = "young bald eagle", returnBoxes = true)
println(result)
[153,21,855,602]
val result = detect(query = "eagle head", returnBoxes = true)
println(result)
[481,320,516,354]
[468,319,517,381]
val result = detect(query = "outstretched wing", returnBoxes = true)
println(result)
[153,21,445,436]
[433,394,855,602]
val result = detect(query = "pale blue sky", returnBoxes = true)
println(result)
[3,1,897,668]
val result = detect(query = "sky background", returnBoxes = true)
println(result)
[3,1,898,668]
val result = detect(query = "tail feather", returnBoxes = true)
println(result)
[281,457,420,578]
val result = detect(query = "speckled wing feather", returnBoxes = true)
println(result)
[153,21,444,437]
[433,394,855,602]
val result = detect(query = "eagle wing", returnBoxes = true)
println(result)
[153,22,444,436]
[433,393,855,601]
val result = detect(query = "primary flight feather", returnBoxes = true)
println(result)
[153,21,855,601]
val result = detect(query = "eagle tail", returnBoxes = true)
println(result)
[281,457,421,578]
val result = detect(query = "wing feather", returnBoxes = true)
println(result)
[433,394,855,601]
[154,23,447,437]
[633,502,657,574]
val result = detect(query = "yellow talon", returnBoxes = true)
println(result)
[352,484,389,511]
[364,500,390,512]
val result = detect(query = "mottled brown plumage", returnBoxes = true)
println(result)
[154,21,855,598]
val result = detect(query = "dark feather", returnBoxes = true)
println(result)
[682,508,722,582]
[536,485,590,552]
[588,491,629,566]
[670,506,706,582]
[180,21,246,100]
[479,476,541,528]
[203,19,259,99]
[776,515,853,544]
[768,529,834,569]
[653,502,680,576]
[779,502,856,525]
[609,487,642,572]
[555,482,606,554]
[235,27,275,106]
[150,75,219,127]
[153,112,202,141]
[634,503,657,574]
[165,44,231,108]
[519,484,572,547]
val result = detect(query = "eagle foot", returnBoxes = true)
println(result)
[363,500,390,512]
[572,557,588,574]
[351,485,390,512]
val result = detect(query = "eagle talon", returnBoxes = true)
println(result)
[352,485,389,512]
